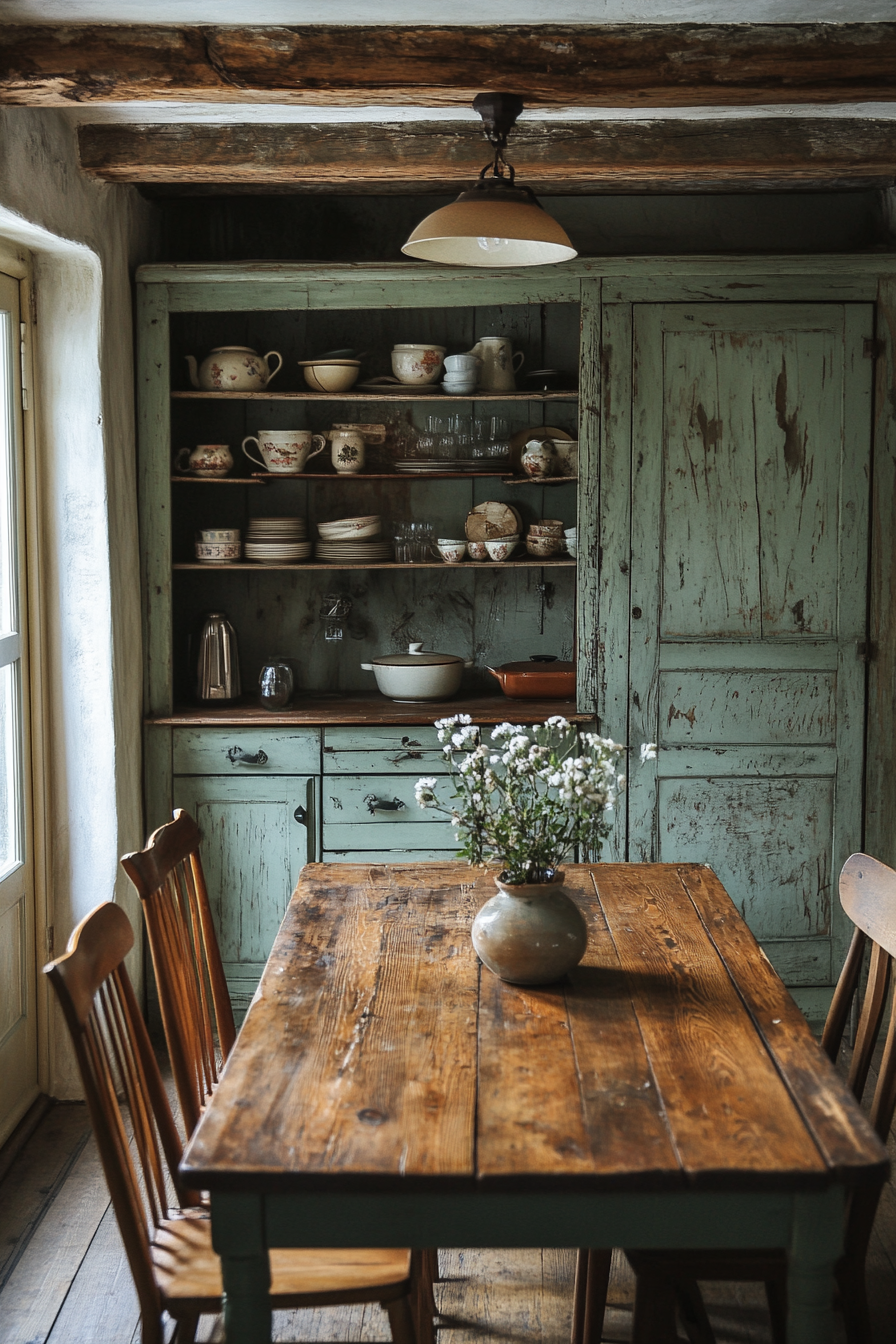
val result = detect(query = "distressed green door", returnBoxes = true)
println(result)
[625,303,872,1000]
[173,775,316,1018]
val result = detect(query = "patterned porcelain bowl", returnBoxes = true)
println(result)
[484,535,520,563]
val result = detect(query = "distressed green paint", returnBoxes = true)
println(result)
[625,301,872,987]
[172,773,316,1012]
[172,726,320,776]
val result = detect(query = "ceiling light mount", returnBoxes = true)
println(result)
[401,92,577,269]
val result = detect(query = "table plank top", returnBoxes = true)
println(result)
[181,862,888,1196]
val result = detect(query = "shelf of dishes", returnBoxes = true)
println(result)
[183,510,577,566]
[171,391,579,401]
[174,560,576,571]
[170,473,578,485]
[181,342,577,398]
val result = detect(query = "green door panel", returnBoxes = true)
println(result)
[622,302,872,989]
[173,774,316,1017]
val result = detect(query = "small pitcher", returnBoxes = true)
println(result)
[330,429,366,474]
[466,337,524,392]
[174,444,233,477]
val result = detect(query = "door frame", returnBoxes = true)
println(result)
[0,242,51,1126]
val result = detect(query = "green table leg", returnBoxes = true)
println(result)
[787,1187,845,1344]
[212,1192,273,1344]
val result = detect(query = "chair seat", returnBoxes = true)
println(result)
[154,1213,413,1315]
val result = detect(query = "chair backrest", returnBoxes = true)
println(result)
[121,809,236,1137]
[44,902,201,1344]
[823,852,896,1141]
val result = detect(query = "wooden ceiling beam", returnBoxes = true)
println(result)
[4,23,896,107]
[77,118,896,194]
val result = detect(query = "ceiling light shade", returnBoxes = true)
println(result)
[402,93,577,269]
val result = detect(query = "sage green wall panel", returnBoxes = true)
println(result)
[168,281,310,312]
[658,640,839,671]
[172,726,320,775]
[657,671,836,746]
[761,939,832,989]
[655,746,838,777]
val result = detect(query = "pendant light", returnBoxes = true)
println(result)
[401,93,577,268]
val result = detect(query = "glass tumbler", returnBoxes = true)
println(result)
[258,657,294,710]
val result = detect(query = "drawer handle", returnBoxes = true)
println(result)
[386,751,423,765]
[364,795,406,814]
[227,746,269,766]
[294,806,307,825]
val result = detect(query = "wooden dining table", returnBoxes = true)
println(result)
[180,861,889,1344]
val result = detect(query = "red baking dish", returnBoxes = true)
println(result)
[487,655,575,699]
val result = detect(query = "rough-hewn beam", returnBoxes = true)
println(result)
[77,118,896,194]
[5,23,896,107]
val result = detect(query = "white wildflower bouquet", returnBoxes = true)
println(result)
[416,715,648,885]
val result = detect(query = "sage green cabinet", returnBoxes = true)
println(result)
[172,771,317,1017]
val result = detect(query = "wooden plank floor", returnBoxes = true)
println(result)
[1,1059,894,1344]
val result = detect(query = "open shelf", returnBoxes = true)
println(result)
[146,694,587,728]
[171,472,576,484]
[173,559,576,572]
[171,390,578,402]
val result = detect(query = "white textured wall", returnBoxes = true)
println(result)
[0,107,154,1097]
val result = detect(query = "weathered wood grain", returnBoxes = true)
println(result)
[480,868,681,1187]
[593,864,829,1187]
[182,864,482,1187]
[5,24,896,106]
[77,118,896,190]
[679,864,888,1185]
[183,862,886,1201]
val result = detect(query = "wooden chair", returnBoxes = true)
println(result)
[572,851,896,1344]
[120,809,234,1137]
[45,900,419,1344]
[122,810,437,1340]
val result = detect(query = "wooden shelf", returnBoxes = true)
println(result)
[173,559,576,571]
[146,694,588,727]
[172,472,575,484]
[171,390,578,402]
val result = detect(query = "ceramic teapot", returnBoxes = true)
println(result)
[185,346,283,392]
[465,337,524,392]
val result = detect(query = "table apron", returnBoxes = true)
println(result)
[209,1186,845,1255]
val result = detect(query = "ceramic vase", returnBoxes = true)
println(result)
[471,872,588,985]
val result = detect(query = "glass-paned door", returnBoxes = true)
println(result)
[0,269,36,1144]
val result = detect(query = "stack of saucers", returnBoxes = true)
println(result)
[244,516,311,564]
[316,514,392,562]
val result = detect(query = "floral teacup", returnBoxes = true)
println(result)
[484,535,519,563]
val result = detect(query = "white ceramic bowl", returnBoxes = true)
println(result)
[391,345,446,386]
[441,380,477,396]
[298,360,361,393]
[466,540,490,562]
[566,542,578,559]
[198,528,240,543]
[195,540,241,562]
[484,535,520,563]
[436,539,467,564]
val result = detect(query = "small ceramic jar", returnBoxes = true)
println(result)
[525,534,562,558]
[175,444,233,478]
[520,439,557,480]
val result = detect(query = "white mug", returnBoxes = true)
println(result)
[241,430,326,474]
[330,429,366,474]
[466,337,525,392]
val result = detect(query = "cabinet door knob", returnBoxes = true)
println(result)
[227,746,269,766]
[364,795,406,814]
[293,805,307,825]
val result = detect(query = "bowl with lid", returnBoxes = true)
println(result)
[361,641,473,701]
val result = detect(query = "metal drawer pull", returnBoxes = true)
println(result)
[294,806,307,825]
[227,746,269,766]
[387,751,423,765]
[365,795,406,814]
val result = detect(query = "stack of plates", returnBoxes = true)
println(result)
[318,514,381,541]
[316,538,394,562]
[245,516,311,563]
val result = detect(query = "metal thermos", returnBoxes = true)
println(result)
[196,612,241,702]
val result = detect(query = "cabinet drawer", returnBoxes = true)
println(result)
[322,850,458,864]
[322,773,451,825]
[323,822,456,852]
[173,727,320,776]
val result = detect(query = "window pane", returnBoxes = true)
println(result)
[0,661,22,880]
[0,309,15,640]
